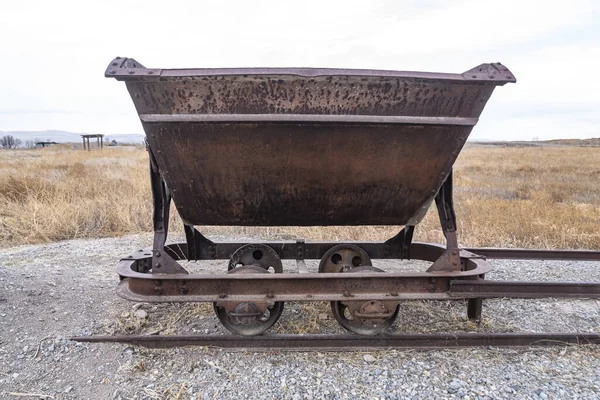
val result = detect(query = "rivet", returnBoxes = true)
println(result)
[390,292,399,297]
[109,70,116,74]
[112,62,118,66]
[156,252,161,257]
[343,291,351,297]
[155,263,161,268]
[148,71,154,74]
[218,294,227,299]
[471,75,477,78]
[116,56,122,59]
[266,293,274,299]
[128,70,135,74]
[488,75,494,79]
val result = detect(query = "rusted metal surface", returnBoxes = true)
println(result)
[227,244,283,272]
[116,242,491,303]
[106,57,514,227]
[72,332,600,349]
[318,244,373,273]
[450,281,600,298]
[214,265,284,336]
[146,122,468,226]
[463,248,600,261]
[141,241,600,262]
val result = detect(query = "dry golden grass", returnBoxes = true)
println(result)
[0,143,598,249]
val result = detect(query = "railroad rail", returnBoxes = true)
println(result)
[72,333,600,350]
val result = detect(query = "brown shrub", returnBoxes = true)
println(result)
[0,144,599,249]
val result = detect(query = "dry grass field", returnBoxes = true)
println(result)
[0,142,599,249]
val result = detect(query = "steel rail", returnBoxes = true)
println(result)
[71,333,600,350]
[450,281,600,298]
[463,248,600,261]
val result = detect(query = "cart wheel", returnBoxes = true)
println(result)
[329,265,399,335]
[228,244,283,273]
[318,244,372,273]
[215,263,284,336]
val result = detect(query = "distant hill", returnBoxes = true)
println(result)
[0,130,145,145]
[468,137,600,148]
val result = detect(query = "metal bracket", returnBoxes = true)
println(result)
[149,149,187,274]
[184,225,216,261]
[428,171,461,271]
[296,239,308,273]
[384,226,415,259]
[104,57,161,80]
[462,63,516,83]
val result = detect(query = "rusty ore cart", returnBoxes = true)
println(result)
[75,58,600,349]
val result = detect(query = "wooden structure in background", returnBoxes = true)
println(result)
[82,134,104,151]
[35,141,58,148]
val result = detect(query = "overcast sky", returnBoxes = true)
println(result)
[1,0,599,140]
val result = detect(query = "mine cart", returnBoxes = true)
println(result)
[77,58,600,348]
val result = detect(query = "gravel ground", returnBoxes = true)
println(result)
[0,234,599,400]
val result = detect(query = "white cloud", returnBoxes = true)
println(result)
[0,0,599,138]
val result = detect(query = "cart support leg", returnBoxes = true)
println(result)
[467,298,483,322]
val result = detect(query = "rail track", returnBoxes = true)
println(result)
[71,333,600,350]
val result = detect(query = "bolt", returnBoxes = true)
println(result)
[155,263,161,268]
[266,293,274,299]
[218,294,227,299]
[343,291,351,297]
[180,287,188,294]
[156,252,161,257]
[390,292,399,297]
